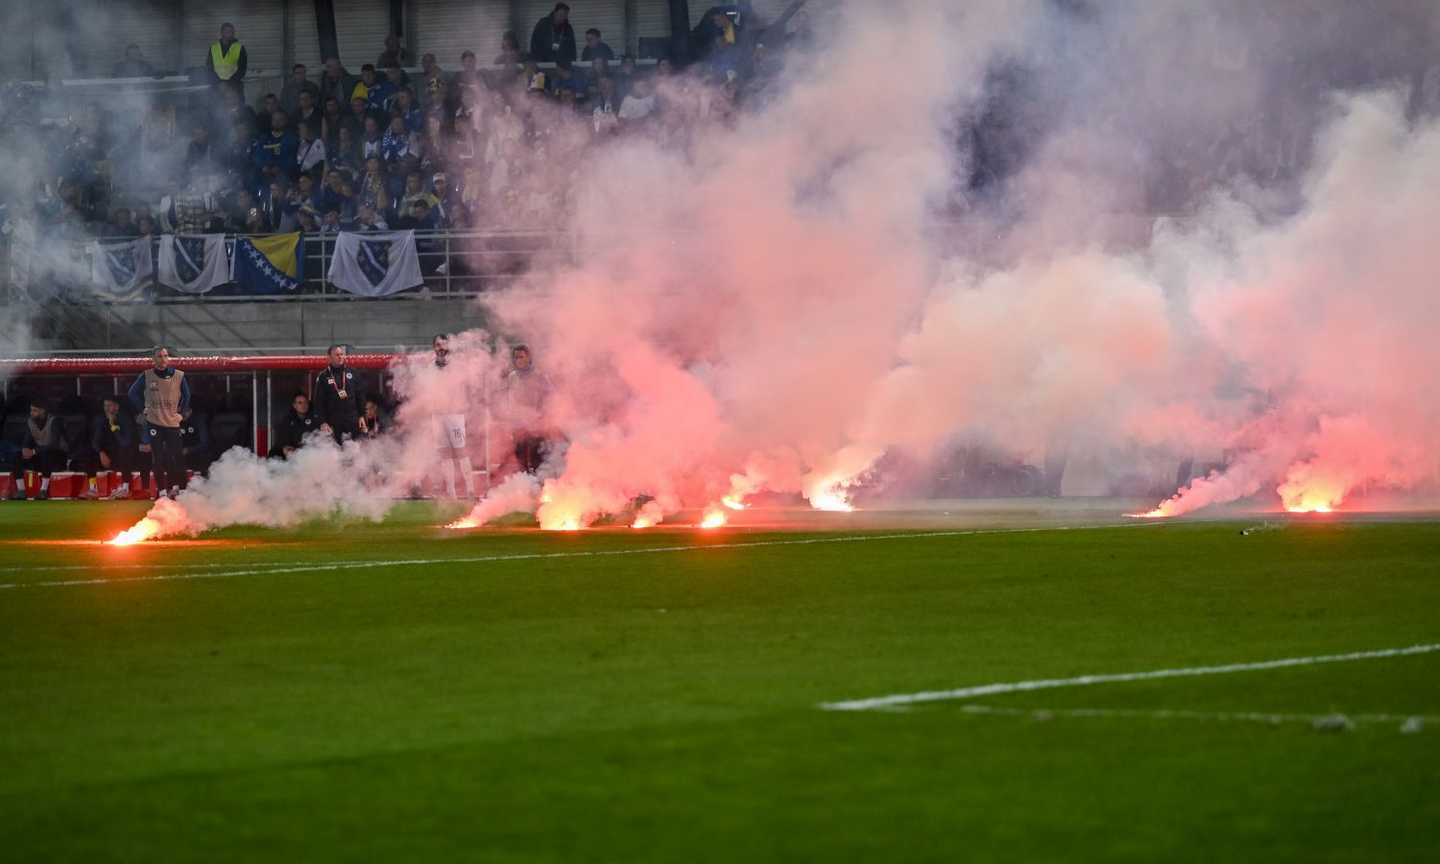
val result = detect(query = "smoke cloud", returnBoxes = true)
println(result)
[102,0,1440,538]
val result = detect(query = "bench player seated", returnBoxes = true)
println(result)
[82,396,142,500]
[9,400,71,501]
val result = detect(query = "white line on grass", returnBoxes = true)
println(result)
[819,644,1440,711]
[953,704,1435,728]
[0,523,1153,590]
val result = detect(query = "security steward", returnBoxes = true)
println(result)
[312,344,368,444]
[206,23,247,97]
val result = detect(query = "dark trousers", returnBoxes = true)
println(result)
[85,447,141,484]
[515,436,547,474]
[12,448,66,480]
[150,427,187,492]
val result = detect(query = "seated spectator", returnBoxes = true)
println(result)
[582,28,615,63]
[530,3,577,64]
[270,392,317,459]
[9,401,68,501]
[431,172,461,220]
[357,156,388,206]
[281,63,321,118]
[495,31,523,66]
[381,63,410,97]
[115,43,157,78]
[87,396,141,499]
[296,121,327,181]
[353,65,396,117]
[349,94,373,127]
[619,77,657,121]
[135,213,156,238]
[550,61,587,99]
[361,398,388,439]
[319,209,343,234]
[317,58,358,117]
[377,34,408,69]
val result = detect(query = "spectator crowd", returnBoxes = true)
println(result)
[0,2,803,286]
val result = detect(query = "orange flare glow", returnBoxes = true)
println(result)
[631,515,656,529]
[446,517,480,530]
[809,490,855,513]
[108,518,162,546]
[699,507,727,529]
[721,495,747,511]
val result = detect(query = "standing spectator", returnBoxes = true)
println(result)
[114,44,157,78]
[205,23,248,98]
[360,115,384,162]
[317,169,356,218]
[380,114,413,164]
[318,59,358,117]
[184,123,216,182]
[270,392,317,459]
[495,31,524,66]
[393,89,424,133]
[503,345,551,474]
[261,179,291,232]
[127,346,191,499]
[530,3,577,65]
[417,58,448,115]
[293,90,322,135]
[377,34,408,69]
[354,65,397,116]
[582,29,615,63]
[252,111,298,186]
[452,51,484,99]
[281,63,321,118]
[321,96,347,148]
[8,401,69,501]
[88,396,141,500]
[312,344,368,444]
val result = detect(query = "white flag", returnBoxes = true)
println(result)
[327,230,424,298]
[157,234,230,295]
[89,237,154,300]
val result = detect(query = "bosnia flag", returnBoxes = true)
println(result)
[232,233,305,295]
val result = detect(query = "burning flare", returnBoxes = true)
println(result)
[631,500,664,529]
[106,498,192,545]
[699,507,727,529]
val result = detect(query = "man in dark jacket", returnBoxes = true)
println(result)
[270,392,318,458]
[530,3,577,64]
[88,396,142,500]
[312,344,368,444]
[9,401,69,500]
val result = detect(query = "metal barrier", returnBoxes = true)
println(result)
[1,229,577,305]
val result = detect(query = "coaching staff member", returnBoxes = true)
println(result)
[128,345,191,498]
[312,344,368,444]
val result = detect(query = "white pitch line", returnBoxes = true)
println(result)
[819,644,1440,712]
[953,704,1435,728]
[0,523,1153,590]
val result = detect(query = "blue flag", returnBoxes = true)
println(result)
[232,233,305,295]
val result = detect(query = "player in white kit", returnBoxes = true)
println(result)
[431,334,476,499]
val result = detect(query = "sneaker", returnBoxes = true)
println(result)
[80,488,99,500]
[108,486,131,500]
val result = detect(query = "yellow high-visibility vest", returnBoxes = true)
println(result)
[210,41,242,79]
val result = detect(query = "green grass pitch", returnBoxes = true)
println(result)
[0,502,1437,862]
